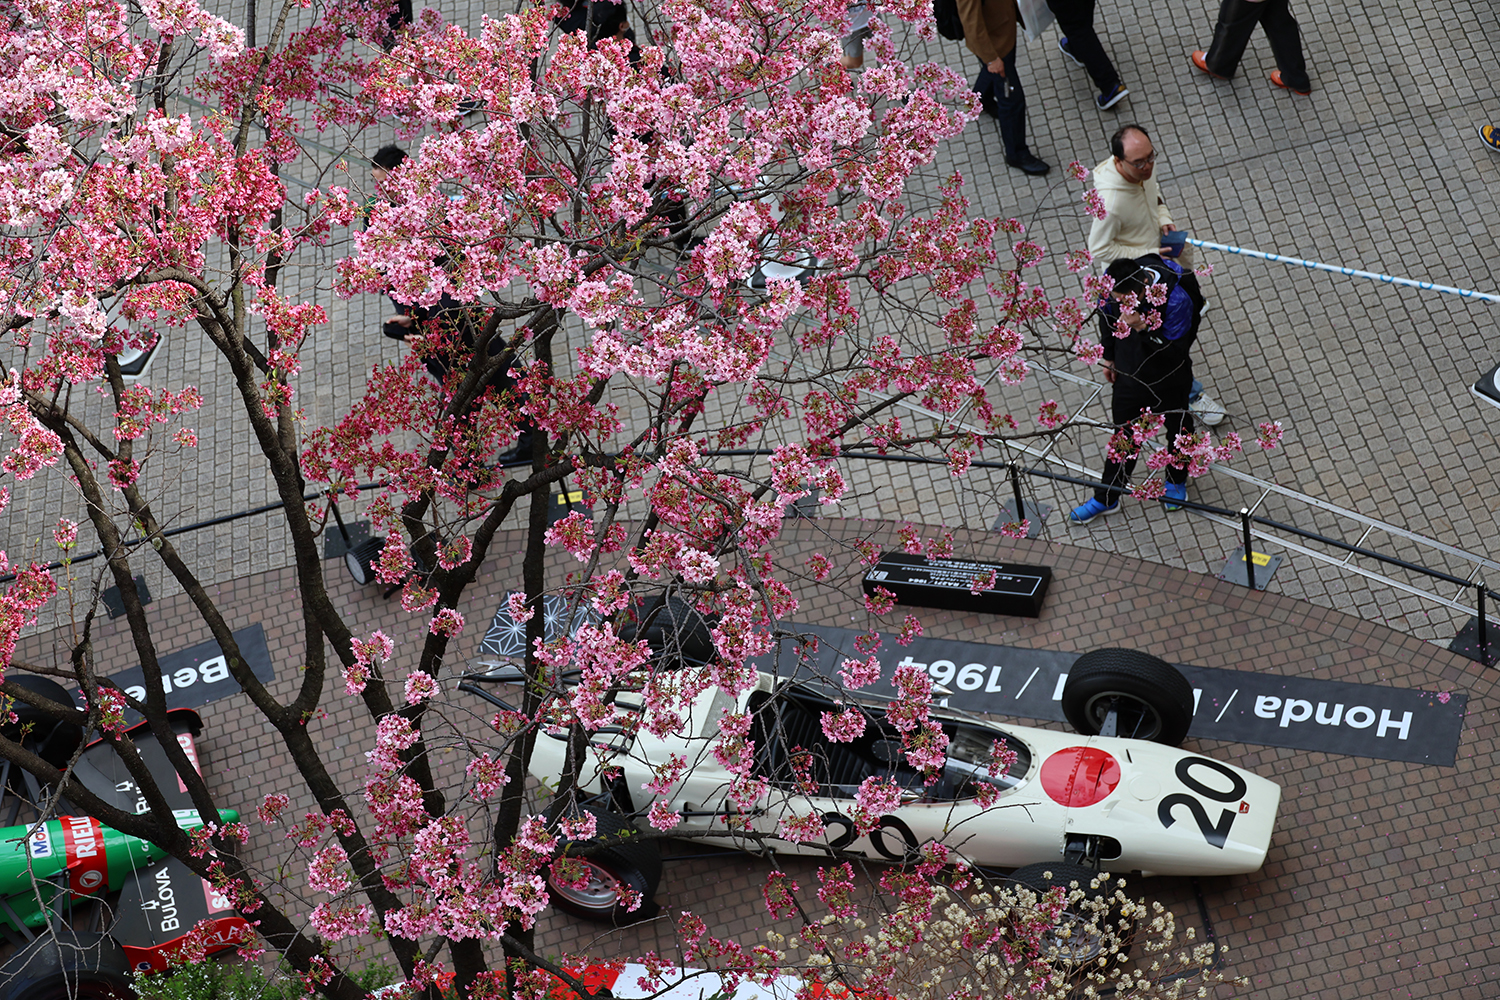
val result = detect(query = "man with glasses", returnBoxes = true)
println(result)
[1086,125,1186,268]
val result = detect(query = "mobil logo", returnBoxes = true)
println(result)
[27,827,52,859]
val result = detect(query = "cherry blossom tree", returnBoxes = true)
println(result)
[0,0,1279,994]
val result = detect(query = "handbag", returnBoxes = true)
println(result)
[1015,0,1057,42]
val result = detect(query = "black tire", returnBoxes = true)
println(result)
[0,931,132,1000]
[1009,862,1134,964]
[1,675,83,771]
[544,800,661,924]
[1062,649,1194,746]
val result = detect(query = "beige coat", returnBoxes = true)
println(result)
[957,0,1017,65]
[1086,156,1182,266]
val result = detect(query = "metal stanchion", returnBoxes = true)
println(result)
[1478,580,1490,664]
[1241,508,1256,591]
[1009,463,1027,527]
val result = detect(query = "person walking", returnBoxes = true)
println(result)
[1050,0,1128,110]
[840,2,873,69]
[1189,0,1311,95]
[957,0,1050,175]
[1068,255,1206,524]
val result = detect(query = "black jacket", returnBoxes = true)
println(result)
[1097,255,1203,397]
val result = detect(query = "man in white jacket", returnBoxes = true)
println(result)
[1086,125,1187,267]
[1086,125,1224,425]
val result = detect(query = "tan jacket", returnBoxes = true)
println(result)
[1086,156,1176,265]
[957,0,1017,64]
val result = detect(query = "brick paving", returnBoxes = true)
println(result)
[17,519,1500,997]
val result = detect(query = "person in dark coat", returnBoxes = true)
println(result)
[1190,0,1311,95]
[1049,0,1128,110]
[1069,254,1206,523]
[956,0,1050,175]
[383,297,536,465]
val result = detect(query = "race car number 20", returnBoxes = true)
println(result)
[1157,757,1248,849]
[820,812,922,863]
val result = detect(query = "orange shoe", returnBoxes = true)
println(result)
[1190,51,1228,80]
[1269,69,1310,95]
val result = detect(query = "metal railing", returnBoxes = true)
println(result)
[707,447,1500,666]
[9,442,1496,665]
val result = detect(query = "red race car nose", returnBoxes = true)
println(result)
[1040,747,1121,808]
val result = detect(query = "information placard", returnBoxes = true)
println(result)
[862,553,1051,618]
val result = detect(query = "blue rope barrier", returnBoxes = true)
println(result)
[1187,239,1500,305]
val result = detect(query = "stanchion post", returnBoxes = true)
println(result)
[1241,508,1256,590]
[327,496,353,546]
[1478,580,1490,664]
[1009,462,1026,527]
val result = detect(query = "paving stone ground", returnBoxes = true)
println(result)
[8,0,1497,649]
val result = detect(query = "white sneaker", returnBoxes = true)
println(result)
[1198,300,1212,318]
[1189,391,1225,427]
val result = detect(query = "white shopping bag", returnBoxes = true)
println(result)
[1016,0,1056,42]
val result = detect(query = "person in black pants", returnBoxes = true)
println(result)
[1190,0,1311,95]
[1068,254,1206,524]
[384,298,536,466]
[957,0,1049,175]
[1049,0,1128,111]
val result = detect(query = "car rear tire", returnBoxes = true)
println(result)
[1062,649,1194,746]
[618,594,717,670]
[544,800,661,925]
[0,931,133,1000]
[1008,862,1134,964]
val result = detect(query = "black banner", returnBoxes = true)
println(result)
[77,624,276,723]
[752,624,1467,766]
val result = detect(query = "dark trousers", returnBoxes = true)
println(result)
[1046,0,1120,95]
[1095,388,1195,503]
[973,49,1030,161]
[1202,0,1310,90]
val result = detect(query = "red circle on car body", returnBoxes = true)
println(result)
[1040,746,1122,807]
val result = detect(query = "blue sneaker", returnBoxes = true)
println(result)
[1069,497,1120,524]
[1163,482,1187,511]
[1058,36,1083,67]
[1096,83,1129,111]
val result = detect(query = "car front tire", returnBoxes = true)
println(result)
[543,799,662,925]
[1061,648,1194,746]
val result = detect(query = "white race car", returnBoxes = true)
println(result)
[462,647,1281,923]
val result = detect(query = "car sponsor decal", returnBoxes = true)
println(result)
[547,963,844,1000]
[751,624,1467,766]
[60,814,108,897]
[114,857,253,972]
[174,731,202,794]
[27,826,52,859]
[73,624,275,725]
